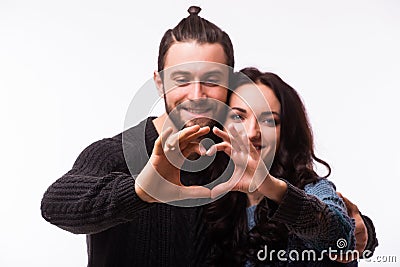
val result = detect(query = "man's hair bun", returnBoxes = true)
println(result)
[188,6,201,16]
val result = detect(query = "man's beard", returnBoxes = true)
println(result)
[164,99,229,185]
[183,117,218,130]
[165,99,227,159]
[165,99,227,132]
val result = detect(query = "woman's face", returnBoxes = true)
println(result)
[225,82,281,161]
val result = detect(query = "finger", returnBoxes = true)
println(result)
[212,127,231,143]
[353,213,368,252]
[205,144,217,156]
[179,127,210,150]
[206,142,232,156]
[178,125,202,140]
[239,131,253,154]
[215,179,246,194]
[225,125,243,152]
[238,130,252,153]
[355,234,368,253]
[182,142,206,157]
[211,172,243,198]
[154,127,174,153]
[211,181,232,199]
[178,186,211,200]
[184,126,210,144]
[165,135,178,151]
[160,127,174,143]
[228,124,248,152]
[166,125,205,151]
[213,125,240,151]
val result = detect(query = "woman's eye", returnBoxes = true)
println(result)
[229,114,243,121]
[262,118,279,127]
[265,119,274,125]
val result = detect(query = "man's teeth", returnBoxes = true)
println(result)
[185,108,209,113]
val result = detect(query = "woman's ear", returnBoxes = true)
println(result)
[154,71,164,98]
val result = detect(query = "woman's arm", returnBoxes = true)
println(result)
[261,178,355,253]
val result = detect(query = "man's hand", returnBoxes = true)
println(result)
[336,192,368,262]
[135,125,211,203]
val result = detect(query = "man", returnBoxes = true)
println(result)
[41,6,377,266]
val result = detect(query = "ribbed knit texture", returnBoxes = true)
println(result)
[267,179,355,253]
[41,117,377,266]
[359,213,379,258]
[41,117,210,267]
[249,179,364,266]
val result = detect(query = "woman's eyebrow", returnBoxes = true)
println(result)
[231,107,246,113]
[231,108,280,118]
[261,111,280,117]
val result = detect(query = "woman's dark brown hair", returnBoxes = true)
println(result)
[206,67,331,266]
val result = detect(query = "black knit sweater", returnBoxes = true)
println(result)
[41,117,378,267]
[41,117,211,267]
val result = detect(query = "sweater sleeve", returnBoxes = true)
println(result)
[40,137,152,235]
[267,179,355,252]
[360,213,379,258]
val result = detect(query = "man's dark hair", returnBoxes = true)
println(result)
[157,6,234,71]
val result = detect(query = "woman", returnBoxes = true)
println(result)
[205,67,357,266]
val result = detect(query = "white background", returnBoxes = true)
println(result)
[1,0,399,266]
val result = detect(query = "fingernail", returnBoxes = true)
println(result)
[206,146,216,156]
[199,144,206,155]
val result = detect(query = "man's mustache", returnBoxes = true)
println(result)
[177,99,215,110]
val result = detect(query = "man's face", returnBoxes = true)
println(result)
[155,41,230,129]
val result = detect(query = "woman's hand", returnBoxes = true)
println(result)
[206,125,272,197]
[207,125,287,202]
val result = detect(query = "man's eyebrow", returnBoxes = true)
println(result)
[170,71,192,77]
[201,70,224,77]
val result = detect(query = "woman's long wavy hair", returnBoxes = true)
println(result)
[205,67,332,266]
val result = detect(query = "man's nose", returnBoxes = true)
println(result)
[188,81,206,100]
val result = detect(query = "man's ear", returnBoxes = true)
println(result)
[153,71,164,98]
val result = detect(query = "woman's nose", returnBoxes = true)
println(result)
[247,119,261,140]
